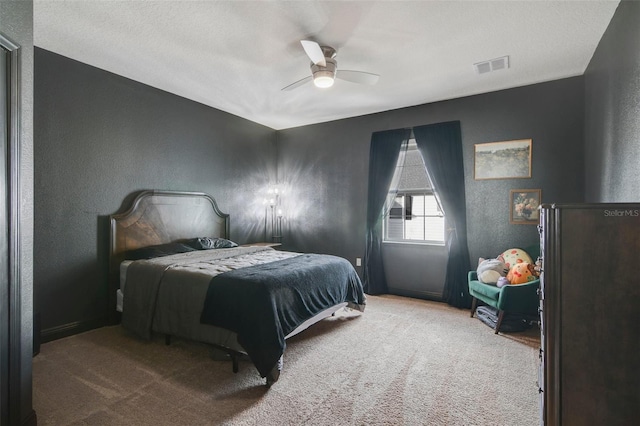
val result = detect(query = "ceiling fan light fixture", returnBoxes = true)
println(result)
[313,72,335,88]
[282,41,378,91]
[311,57,337,89]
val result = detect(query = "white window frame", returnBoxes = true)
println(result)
[382,140,446,246]
[384,192,445,245]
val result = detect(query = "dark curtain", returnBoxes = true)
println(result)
[363,128,411,294]
[413,121,472,308]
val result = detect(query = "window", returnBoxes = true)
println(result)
[383,139,445,244]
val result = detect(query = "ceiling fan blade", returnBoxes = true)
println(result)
[300,40,326,67]
[281,75,312,91]
[336,70,380,85]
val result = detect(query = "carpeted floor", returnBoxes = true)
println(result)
[33,295,541,425]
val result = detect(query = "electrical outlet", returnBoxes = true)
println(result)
[356,257,362,267]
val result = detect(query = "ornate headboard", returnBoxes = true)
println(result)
[108,190,230,317]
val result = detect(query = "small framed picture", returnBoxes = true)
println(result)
[474,139,532,180]
[510,189,541,225]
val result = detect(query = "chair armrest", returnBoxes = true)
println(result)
[497,279,540,314]
[468,271,479,282]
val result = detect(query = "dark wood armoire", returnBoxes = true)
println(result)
[538,204,640,425]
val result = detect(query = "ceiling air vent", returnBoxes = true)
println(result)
[474,55,510,75]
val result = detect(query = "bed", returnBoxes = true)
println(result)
[109,190,366,385]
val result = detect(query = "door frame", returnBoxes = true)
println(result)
[1,31,26,425]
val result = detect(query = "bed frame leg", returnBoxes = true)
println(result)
[209,344,243,373]
[165,334,171,345]
[232,354,239,373]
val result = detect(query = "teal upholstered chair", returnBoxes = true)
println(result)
[468,272,539,333]
[468,246,540,333]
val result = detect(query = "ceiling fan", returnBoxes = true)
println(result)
[281,40,380,91]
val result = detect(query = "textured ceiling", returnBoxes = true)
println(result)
[34,1,619,130]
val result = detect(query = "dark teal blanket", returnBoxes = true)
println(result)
[199,254,366,377]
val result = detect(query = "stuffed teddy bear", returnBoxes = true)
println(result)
[477,257,508,285]
[506,262,537,285]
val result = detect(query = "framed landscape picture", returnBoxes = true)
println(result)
[474,139,532,180]
[510,189,541,225]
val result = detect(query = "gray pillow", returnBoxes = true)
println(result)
[186,237,238,250]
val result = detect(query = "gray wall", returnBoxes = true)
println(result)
[35,48,586,337]
[33,0,640,332]
[0,0,35,423]
[34,49,276,338]
[277,77,585,273]
[584,0,640,202]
